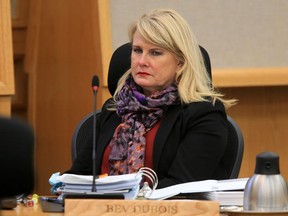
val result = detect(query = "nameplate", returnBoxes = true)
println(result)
[64,199,219,216]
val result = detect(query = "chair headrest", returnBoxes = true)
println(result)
[108,42,211,96]
[108,43,132,96]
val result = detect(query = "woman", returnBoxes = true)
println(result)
[68,9,236,188]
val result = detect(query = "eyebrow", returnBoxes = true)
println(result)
[132,45,164,51]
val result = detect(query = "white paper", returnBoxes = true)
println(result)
[147,178,248,200]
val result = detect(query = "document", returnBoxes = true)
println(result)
[209,191,244,206]
[57,173,141,190]
[56,173,142,200]
[146,178,248,206]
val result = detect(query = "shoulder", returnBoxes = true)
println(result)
[175,99,227,127]
[98,98,118,123]
[184,98,226,115]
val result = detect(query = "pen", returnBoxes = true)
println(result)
[41,197,63,204]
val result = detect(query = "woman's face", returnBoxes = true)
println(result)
[131,31,181,96]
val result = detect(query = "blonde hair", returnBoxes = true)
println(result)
[114,9,236,108]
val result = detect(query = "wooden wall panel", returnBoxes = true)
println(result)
[0,97,12,116]
[213,68,288,87]
[222,86,288,180]
[0,0,15,117]
[24,0,112,194]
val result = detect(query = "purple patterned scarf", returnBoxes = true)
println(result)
[109,75,179,175]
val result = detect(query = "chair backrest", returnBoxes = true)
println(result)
[0,116,34,198]
[72,112,95,161]
[223,116,244,178]
[72,43,244,179]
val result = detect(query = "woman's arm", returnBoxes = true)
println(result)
[157,100,228,188]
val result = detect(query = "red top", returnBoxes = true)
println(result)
[101,121,161,174]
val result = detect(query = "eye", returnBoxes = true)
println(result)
[150,50,162,56]
[133,47,142,54]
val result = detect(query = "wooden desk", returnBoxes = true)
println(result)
[2,202,288,216]
[0,203,62,216]
[222,212,288,216]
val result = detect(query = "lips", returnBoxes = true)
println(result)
[137,72,150,76]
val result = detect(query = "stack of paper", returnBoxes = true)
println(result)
[56,173,142,200]
[209,191,244,206]
[146,178,248,206]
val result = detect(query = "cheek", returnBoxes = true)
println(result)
[163,64,178,77]
[130,57,137,70]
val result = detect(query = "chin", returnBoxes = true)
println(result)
[134,79,151,87]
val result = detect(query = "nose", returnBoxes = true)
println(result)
[138,53,149,67]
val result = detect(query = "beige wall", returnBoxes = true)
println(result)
[109,0,288,68]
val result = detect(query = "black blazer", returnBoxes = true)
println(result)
[68,99,229,188]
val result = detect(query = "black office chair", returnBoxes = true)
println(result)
[224,116,244,178]
[0,116,34,208]
[72,43,244,179]
[72,112,94,161]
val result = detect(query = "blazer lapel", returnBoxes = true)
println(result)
[153,105,183,171]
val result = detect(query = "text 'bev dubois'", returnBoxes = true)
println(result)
[106,204,178,214]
